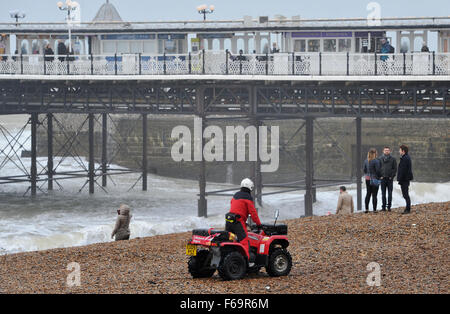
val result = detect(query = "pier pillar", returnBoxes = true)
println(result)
[142,113,148,191]
[197,87,207,218]
[250,86,262,205]
[356,117,362,211]
[47,113,53,191]
[255,122,262,206]
[101,113,107,187]
[30,113,38,197]
[304,117,314,217]
[198,116,207,217]
[88,113,95,194]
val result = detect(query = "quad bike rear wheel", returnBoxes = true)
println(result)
[188,250,216,278]
[266,248,292,277]
[218,251,247,281]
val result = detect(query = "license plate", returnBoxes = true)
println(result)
[186,244,197,256]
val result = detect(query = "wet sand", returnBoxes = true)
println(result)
[0,202,448,294]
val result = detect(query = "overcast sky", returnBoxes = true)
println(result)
[0,0,448,22]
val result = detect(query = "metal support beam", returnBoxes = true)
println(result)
[304,117,314,217]
[356,117,362,211]
[250,86,262,205]
[197,87,207,217]
[47,113,54,191]
[142,113,148,191]
[101,113,107,187]
[30,113,38,197]
[198,150,207,217]
[255,120,262,206]
[88,113,95,194]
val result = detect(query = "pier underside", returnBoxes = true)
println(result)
[0,78,448,216]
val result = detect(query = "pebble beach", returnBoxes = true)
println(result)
[0,202,448,294]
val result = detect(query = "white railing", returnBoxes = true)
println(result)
[0,52,448,76]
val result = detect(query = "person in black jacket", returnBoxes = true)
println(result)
[379,146,397,211]
[44,44,54,62]
[363,148,382,213]
[397,145,413,214]
[57,40,67,62]
[421,43,430,52]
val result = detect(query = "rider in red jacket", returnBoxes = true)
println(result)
[226,178,262,258]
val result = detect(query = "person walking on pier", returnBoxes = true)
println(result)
[57,40,67,62]
[421,43,430,52]
[363,148,382,213]
[397,145,413,214]
[336,186,354,215]
[111,204,132,241]
[44,44,54,62]
[380,38,394,60]
[379,146,397,212]
[271,43,280,54]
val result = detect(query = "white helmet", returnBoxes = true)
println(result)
[240,178,254,191]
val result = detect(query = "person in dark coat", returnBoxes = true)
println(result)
[236,49,246,61]
[271,43,279,53]
[44,44,54,62]
[421,43,430,52]
[379,146,397,211]
[57,40,67,62]
[397,145,413,214]
[12,49,18,61]
[363,148,382,213]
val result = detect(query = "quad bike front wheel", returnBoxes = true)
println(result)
[188,250,216,278]
[266,248,292,277]
[218,251,247,281]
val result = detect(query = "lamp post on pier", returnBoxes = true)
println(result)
[57,0,78,53]
[197,4,215,21]
[9,11,26,26]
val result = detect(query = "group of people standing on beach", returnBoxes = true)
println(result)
[363,144,413,214]
[336,144,414,215]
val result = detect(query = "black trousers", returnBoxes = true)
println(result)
[225,220,250,255]
[380,178,394,210]
[365,180,379,211]
[225,220,247,242]
[400,181,411,212]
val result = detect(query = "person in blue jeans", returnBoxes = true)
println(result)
[363,148,382,213]
[379,146,397,211]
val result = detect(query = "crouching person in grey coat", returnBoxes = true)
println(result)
[111,204,132,241]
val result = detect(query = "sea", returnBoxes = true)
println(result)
[1,115,449,255]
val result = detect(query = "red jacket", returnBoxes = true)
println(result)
[229,190,261,226]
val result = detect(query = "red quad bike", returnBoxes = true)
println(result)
[186,210,292,280]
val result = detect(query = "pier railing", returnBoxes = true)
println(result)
[0,51,449,76]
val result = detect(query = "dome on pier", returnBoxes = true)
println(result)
[92,0,123,22]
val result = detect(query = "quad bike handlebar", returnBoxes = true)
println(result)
[249,224,263,234]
